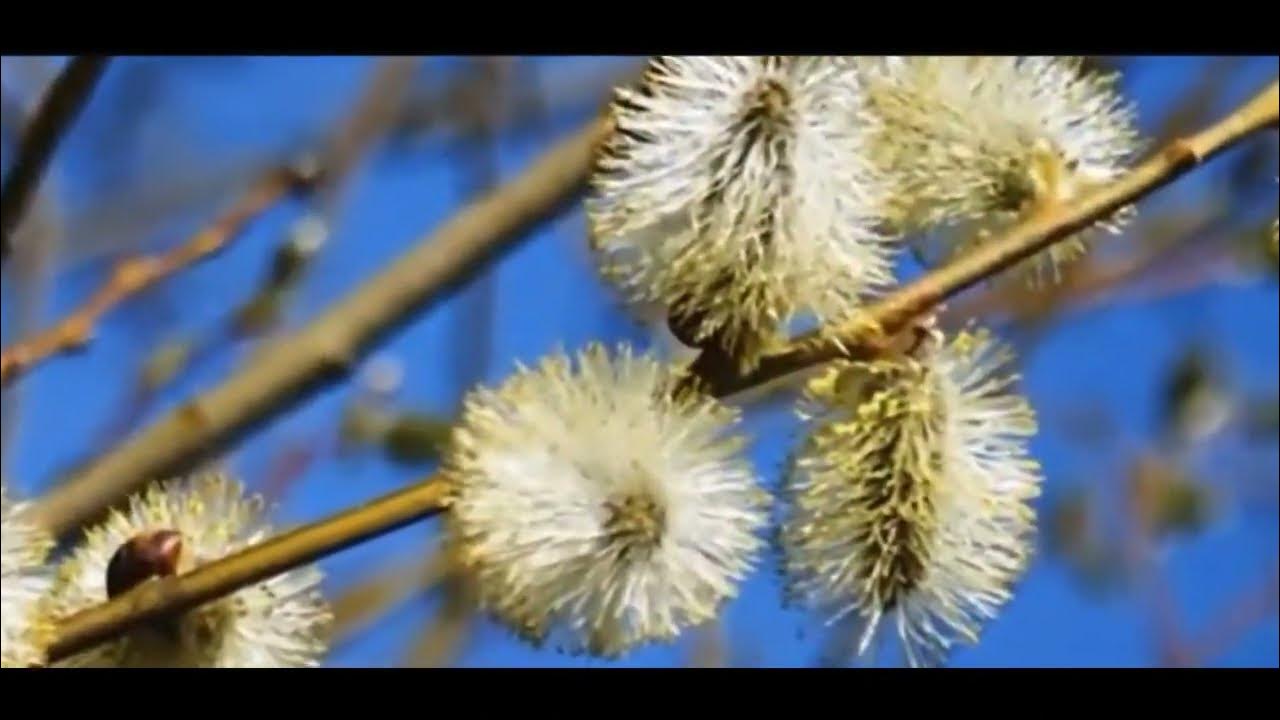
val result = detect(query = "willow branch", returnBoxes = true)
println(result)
[941,206,1224,330]
[1,56,110,263]
[45,477,449,663]
[691,79,1280,399]
[29,116,611,537]
[0,166,316,387]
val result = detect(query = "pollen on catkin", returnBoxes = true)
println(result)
[589,56,899,372]
[856,56,1141,285]
[445,343,771,658]
[779,327,1042,667]
[2,482,55,668]
[45,473,332,667]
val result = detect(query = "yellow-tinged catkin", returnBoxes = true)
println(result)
[856,56,1142,285]
[780,328,1042,666]
[589,56,899,372]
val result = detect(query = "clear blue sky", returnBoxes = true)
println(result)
[2,56,1276,667]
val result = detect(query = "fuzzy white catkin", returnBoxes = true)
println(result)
[780,328,1042,667]
[589,56,899,371]
[856,56,1141,284]
[45,473,333,668]
[2,483,55,668]
[445,343,770,657]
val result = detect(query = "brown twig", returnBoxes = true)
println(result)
[258,433,333,506]
[0,166,316,387]
[28,116,611,537]
[1182,563,1279,665]
[72,59,420,463]
[1,167,63,466]
[688,79,1280,399]
[687,620,728,668]
[941,206,1228,330]
[401,554,475,667]
[1119,454,1196,667]
[313,57,420,217]
[45,476,449,663]
[1,56,110,263]
[331,549,451,647]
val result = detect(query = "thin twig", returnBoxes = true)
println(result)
[0,166,316,387]
[1,170,63,466]
[1183,563,1279,665]
[258,433,333,506]
[29,116,612,537]
[313,57,420,218]
[72,59,420,464]
[45,476,449,663]
[401,555,475,667]
[1,57,110,263]
[688,80,1280,399]
[331,549,451,648]
[941,206,1227,330]
[687,620,728,668]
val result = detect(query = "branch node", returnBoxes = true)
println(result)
[177,400,213,431]
[1165,138,1202,165]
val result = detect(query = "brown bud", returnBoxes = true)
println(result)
[666,307,708,350]
[106,529,184,599]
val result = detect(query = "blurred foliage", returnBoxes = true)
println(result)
[138,335,195,392]
[382,413,451,467]
[1160,347,1232,448]
[232,215,327,338]
[1045,488,1127,596]
[1241,392,1280,443]
[1129,454,1214,539]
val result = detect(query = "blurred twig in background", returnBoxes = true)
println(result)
[686,620,728,668]
[0,165,318,386]
[331,549,451,649]
[63,59,422,478]
[1,56,109,264]
[29,115,611,537]
[1182,563,1280,665]
[398,56,514,668]
[2,57,66,473]
[0,178,62,468]
[402,550,475,667]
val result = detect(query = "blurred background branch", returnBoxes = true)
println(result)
[1,56,109,263]
[29,114,611,538]
[0,165,316,386]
